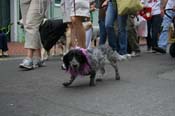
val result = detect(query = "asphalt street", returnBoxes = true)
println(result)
[0,49,175,116]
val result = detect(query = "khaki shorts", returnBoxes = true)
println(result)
[20,0,48,49]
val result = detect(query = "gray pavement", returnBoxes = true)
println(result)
[0,48,175,116]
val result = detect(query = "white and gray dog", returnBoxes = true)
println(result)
[62,45,120,87]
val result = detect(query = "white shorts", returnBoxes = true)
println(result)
[61,0,90,23]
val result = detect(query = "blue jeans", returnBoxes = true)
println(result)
[158,10,175,49]
[105,2,118,51]
[99,19,107,45]
[118,15,128,55]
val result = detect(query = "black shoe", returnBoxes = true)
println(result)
[152,47,166,54]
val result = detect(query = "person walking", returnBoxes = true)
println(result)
[19,0,49,70]
[141,0,163,52]
[61,0,90,49]
[153,0,175,53]
[127,15,141,57]
[102,0,130,60]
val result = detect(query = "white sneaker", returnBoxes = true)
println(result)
[124,54,132,59]
[115,52,127,61]
[19,58,33,70]
[33,59,46,68]
[131,51,140,57]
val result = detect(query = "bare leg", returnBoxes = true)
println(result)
[71,16,86,48]
[35,49,41,58]
[26,48,34,59]
[65,24,72,53]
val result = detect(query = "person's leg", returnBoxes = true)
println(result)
[20,0,34,60]
[151,14,162,48]
[105,2,127,60]
[118,15,128,55]
[158,11,175,49]
[127,17,140,54]
[85,27,93,49]
[99,19,107,45]
[146,19,152,51]
[71,16,86,48]
[2,33,9,56]
[19,0,47,69]
[25,0,47,58]
[19,0,33,69]
[105,2,118,51]
[0,33,8,51]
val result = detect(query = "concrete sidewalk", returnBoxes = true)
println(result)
[7,39,147,56]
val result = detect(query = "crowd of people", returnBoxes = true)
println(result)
[15,0,175,70]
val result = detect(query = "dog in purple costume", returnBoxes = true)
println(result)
[62,45,120,87]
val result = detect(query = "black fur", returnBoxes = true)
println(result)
[39,19,68,51]
[63,49,90,70]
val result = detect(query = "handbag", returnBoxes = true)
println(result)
[117,0,144,15]
[134,15,148,37]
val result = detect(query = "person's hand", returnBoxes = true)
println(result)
[101,0,108,8]
[90,2,96,11]
[173,6,175,11]
[160,8,165,17]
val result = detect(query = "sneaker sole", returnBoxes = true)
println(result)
[19,65,33,70]
[153,47,166,54]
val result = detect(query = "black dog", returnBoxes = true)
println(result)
[39,19,68,51]
[62,45,120,87]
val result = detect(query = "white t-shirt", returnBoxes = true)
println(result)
[165,0,175,10]
[141,0,161,15]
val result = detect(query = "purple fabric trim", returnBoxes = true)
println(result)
[67,48,91,77]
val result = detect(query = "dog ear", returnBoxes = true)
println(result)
[63,51,73,70]
[78,50,89,65]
